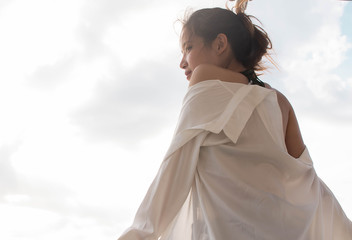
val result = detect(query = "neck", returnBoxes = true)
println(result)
[226,59,247,73]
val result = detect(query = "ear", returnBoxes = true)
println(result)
[213,33,229,55]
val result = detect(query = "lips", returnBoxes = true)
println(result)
[185,70,192,80]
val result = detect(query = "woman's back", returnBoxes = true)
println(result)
[118,3,352,239]
[119,78,352,239]
[189,64,305,158]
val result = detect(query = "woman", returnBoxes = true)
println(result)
[118,1,352,239]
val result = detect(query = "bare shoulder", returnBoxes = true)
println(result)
[271,88,305,158]
[189,64,248,86]
[263,84,291,122]
[188,64,217,86]
[272,88,291,114]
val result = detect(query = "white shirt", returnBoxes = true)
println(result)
[118,80,352,240]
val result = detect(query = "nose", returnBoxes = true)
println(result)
[180,55,187,69]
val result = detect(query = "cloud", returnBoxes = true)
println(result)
[0,141,72,212]
[1,189,119,240]
[76,0,155,61]
[0,0,11,12]
[247,0,352,122]
[0,140,119,239]
[0,142,20,197]
[0,0,84,90]
[247,0,347,68]
[70,58,186,147]
[23,0,183,90]
[28,55,77,89]
[0,149,119,240]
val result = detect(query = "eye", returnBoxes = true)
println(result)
[185,45,192,52]
[181,41,193,54]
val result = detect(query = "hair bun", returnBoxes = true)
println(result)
[181,4,273,72]
[227,0,251,14]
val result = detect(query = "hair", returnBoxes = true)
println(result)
[181,0,273,72]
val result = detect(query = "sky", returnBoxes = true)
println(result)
[0,0,351,239]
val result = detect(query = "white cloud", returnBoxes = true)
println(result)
[0,139,126,239]
[247,0,352,121]
[0,0,83,77]
[0,143,20,196]
[70,59,185,147]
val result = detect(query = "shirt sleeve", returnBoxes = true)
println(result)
[118,131,208,240]
[118,80,275,240]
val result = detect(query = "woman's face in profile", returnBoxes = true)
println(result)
[179,32,216,80]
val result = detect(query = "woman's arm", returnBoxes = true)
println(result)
[118,133,207,240]
[274,89,305,158]
[285,104,306,158]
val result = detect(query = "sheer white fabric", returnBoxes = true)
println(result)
[118,80,352,240]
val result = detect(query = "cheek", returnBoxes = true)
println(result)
[187,54,194,66]
[187,52,200,68]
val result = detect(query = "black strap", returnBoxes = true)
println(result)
[240,69,265,87]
